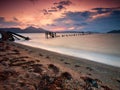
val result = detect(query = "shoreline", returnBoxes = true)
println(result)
[16,41,120,68]
[17,36,120,67]
[0,41,120,90]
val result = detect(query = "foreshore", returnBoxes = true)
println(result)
[0,41,120,90]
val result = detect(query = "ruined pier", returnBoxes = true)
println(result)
[0,30,30,41]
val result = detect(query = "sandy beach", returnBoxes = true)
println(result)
[0,41,120,90]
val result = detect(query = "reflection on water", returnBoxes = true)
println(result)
[16,33,120,67]
[0,33,2,39]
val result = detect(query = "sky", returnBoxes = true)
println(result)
[0,0,120,32]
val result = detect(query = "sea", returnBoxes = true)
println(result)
[15,33,120,67]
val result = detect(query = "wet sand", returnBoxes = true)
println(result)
[0,41,120,90]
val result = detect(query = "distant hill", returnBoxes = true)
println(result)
[107,30,120,33]
[0,26,48,33]
[23,26,48,33]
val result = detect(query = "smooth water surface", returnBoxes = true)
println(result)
[16,33,120,67]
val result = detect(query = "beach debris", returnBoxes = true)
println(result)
[60,59,64,61]
[7,51,20,55]
[35,59,40,62]
[0,57,9,62]
[10,60,35,67]
[116,79,120,83]
[87,73,92,76]
[36,71,75,90]
[48,64,60,74]
[64,62,70,65]
[19,56,29,59]
[81,77,99,89]
[31,64,43,67]
[12,49,19,53]
[33,67,43,73]
[39,53,43,56]
[38,74,52,89]
[75,65,80,67]
[101,85,112,90]
[0,57,10,67]
[0,30,30,41]
[37,74,68,90]
[0,69,18,81]
[31,64,43,74]
[61,72,72,80]
[86,67,93,71]
[46,56,50,59]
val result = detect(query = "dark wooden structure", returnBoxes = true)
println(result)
[45,31,56,39]
[0,30,30,41]
[44,31,92,39]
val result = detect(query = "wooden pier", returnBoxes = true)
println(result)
[45,31,91,39]
[45,31,57,39]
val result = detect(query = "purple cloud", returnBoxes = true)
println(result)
[50,7,120,31]
[42,0,72,15]
[54,0,72,10]
[0,17,20,27]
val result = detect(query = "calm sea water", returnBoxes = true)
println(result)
[0,33,2,39]
[16,33,120,67]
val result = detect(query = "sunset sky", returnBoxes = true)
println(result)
[0,0,120,32]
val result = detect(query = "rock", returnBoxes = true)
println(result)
[101,85,112,90]
[81,77,98,88]
[117,79,120,83]
[48,64,59,74]
[61,72,72,80]
[29,72,41,79]
[75,65,80,67]
[0,69,18,81]
[18,80,26,87]
[64,62,70,65]
[86,67,93,71]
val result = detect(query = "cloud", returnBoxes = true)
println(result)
[13,17,19,21]
[90,7,120,20]
[111,10,120,16]
[48,9,58,12]
[54,0,72,6]
[82,8,120,32]
[54,0,72,10]
[92,7,120,14]
[63,11,92,21]
[56,5,65,10]
[47,7,120,31]
[74,23,88,26]
[0,17,20,27]
[42,0,72,15]
[42,7,58,15]
[47,11,90,31]
[46,24,56,26]
[92,8,112,14]
[53,11,92,26]
[42,9,50,15]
